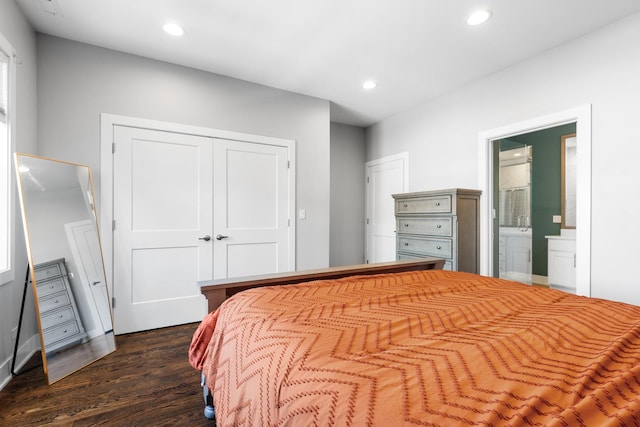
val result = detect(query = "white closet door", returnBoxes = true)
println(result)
[212,139,291,279]
[113,126,212,334]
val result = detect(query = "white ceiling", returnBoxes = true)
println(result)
[16,0,640,127]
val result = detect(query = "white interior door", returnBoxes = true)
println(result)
[213,139,291,279]
[113,126,212,334]
[65,220,113,336]
[365,153,408,263]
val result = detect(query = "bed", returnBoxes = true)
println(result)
[190,261,640,426]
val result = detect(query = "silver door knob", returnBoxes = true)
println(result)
[215,234,229,240]
[199,235,211,242]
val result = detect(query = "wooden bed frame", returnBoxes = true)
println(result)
[198,258,445,312]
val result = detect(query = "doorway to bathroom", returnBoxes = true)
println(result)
[493,123,576,286]
[478,105,591,296]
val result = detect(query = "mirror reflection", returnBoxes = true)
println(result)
[561,134,577,229]
[14,153,116,384]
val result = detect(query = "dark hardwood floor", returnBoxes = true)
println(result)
[0,323,213,426]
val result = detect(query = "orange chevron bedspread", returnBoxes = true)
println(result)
[189,269,640,426]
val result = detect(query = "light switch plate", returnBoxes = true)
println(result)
[552,215,562,224]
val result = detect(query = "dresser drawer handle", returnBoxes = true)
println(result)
[404,224,409,227]
[435,202,440,206]
[437,245,442,250]
[436,224,441,228]
[404,242,409,246]
[403,203,408,207]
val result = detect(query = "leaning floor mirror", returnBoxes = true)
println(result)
[14,153,116,384]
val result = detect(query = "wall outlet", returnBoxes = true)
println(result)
[552,215,562,224]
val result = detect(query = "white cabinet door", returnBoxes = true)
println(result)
[501,232,532,284]
[548,238,576,293]
[507,239,531,277]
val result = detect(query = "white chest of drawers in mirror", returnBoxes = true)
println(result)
[34,258,88,355]
[546,231,576,294]
[393,189,481,273]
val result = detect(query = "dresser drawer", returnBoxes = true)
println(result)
[398,237,452,258]
[34,263,64,281]
[41,306,75,329]
[39,291,71,312]
[398,217,452,237]
[36,277,67,298]
[43,320,81,347]
[396,195,452,214]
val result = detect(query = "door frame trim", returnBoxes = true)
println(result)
[477,105,591,296]
[100,114,296,300]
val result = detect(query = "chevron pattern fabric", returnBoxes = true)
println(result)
[191,270,640,426]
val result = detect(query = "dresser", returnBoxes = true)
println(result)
[34,258,87,355]
[393,188,481,273]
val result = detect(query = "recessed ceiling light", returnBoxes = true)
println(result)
[163,23,184,37]
[467,10,492,26]
[362,80,377,90]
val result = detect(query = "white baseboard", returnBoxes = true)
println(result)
[0,333,41,391]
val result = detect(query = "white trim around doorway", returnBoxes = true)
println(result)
[478,105,592,296]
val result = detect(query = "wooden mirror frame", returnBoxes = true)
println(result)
[14,153,116,384]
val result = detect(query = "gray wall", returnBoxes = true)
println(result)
[36,34,331,272]
[0,1,39,389]
[330,123,366,266]
[367,12,640,305]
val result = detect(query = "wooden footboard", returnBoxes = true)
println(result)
[198,258,445,312]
